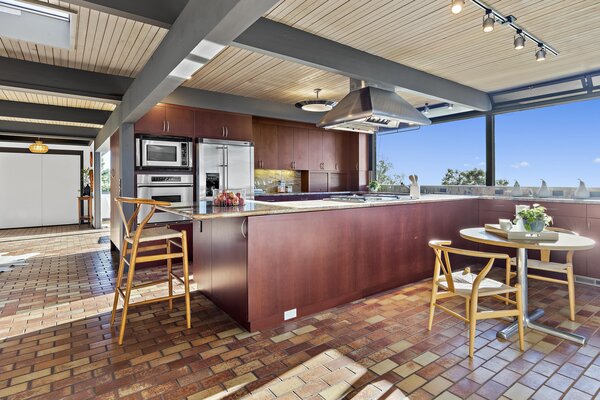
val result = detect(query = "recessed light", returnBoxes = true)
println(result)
[451,0,465,14]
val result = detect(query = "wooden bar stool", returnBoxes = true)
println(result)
[110,197,191,345]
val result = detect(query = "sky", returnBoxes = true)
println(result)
[377,97,600,187]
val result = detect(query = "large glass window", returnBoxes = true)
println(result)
[376,117,486,185]
[496,98,600,187]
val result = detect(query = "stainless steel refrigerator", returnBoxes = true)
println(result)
[197,138,254,199]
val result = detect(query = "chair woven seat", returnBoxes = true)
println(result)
[124,227,182,243]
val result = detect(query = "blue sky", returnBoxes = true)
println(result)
[377,97,600,187]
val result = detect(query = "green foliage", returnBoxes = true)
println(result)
[441,168,509,186]
[101,168,110,193]
[517,204,553,230]
[376,159,405,185]
[81,167,91,186]
[368,180,381,191]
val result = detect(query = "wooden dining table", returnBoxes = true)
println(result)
[460,227,595,345]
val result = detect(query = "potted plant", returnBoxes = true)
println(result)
[81,167,92,196]
[368,180,381,192]
[516,204,552,232]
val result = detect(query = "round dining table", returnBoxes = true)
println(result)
[460,227,595,345]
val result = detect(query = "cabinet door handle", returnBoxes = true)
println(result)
[335,163,338,170]
[589,220,592,230]
[226,127,229,137]
[356,163,359,170]
[166,121,170,132]
[241,218,247,238]
[162,121,166,132]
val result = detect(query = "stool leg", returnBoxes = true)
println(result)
[181,231,191,329]
[118,249,137,345]
[111,240,128,327]
[167,239,173,310]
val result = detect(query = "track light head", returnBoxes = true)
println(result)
[514,31,525,50]
[423,103,430,115]
[447,103,454,110]
[451,0,465,14]
[482,11,495,32]
[535,45,546,61]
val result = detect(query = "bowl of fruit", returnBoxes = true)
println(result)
[213,190,245,207]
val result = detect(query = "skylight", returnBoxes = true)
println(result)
[0,0,74,49]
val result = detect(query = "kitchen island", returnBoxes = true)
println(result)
[159,195,479,330]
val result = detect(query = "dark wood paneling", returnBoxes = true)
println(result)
[194,109,225,139]
[165,106,194,137]
[134,105,165,134]
[277,125,294,170]
[255,124,278,169]
[192,220,212,294]
[293,128,309,170]
[308,129,324,171]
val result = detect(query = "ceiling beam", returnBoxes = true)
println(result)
[0,120,99,138]
[65,0,184,29]
[233,18,492,111]
[95,0,279,149]
[0,134,91,146]
[0,100,110,124]
[166,87,320,124]
[0,56,131,101]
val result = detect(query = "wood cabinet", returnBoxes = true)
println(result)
[134,104,194,137]
[333,132,346,172]
[348,133,369,171]
[308,129,325,171]
[303,171,328,192]
[195,109,252,141]
[276,126,309,170]
[322,131,336,171]
[586,205,600,278]
[253,123,278,169]
[328,172,347,191]
[293,128,309,170]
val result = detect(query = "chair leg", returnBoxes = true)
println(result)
[427,282,438,331]
[111,240,128,327]
[468,297,477,358]
[118,250,137,345]
[167,239,173,310]
[505,264,512,305]
[181,231,191,329]
[516,284,525,351]
[465,297,470,321]
[566,267,576,321]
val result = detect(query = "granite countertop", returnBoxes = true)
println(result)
[157,194,471,220]
[478,195,600,204]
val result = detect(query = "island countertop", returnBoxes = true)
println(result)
[157,194,472,220]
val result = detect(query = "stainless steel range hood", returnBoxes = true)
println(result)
[317,86,431,133]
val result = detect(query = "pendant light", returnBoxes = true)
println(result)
[451,0,465,14]
[514,31,525,50]
[29,139,48,154]
[535,45,546,61]
[482,10,495,32]
[295,89,337,112]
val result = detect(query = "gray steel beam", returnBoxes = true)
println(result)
[485,114,495,187]
[0,100,110,124]
[0,120,99,138]
[165,87,320,124]
[0,56,131,101]
[65,0,185,28]
[234,18,492,111]
[95,0,279,149]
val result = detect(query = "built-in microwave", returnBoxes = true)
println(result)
[135,135,192,170]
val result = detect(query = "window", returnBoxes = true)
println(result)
[495,98,600,187]
[376,117,486,186]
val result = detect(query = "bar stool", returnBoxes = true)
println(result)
[111,197,191,345]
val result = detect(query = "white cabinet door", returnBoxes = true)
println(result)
[41,154,79,226]
[0,153,43,228]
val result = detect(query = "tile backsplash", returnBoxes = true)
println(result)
[255,169,301,193]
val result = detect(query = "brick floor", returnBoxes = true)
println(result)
[0,226,599,399]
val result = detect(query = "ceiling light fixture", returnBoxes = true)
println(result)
[457,0,558,61]
[423,103,430,115]
[451,0,465,14]
[514,30,525,50]
[295,89,337,112]
[447,103,454,110]
[482,10,495,32]
[29,139,48,154]
[535,45,546,61]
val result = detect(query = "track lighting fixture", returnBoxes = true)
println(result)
[451,0,464,14]
[514,31,525,50]
[452,0,558,61]
[423,103,430,115]
[482,10,495,32]
[535,45,546,61]
[447,103,454,110]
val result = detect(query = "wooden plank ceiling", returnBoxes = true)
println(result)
[0,88,116,111]
[184,0,600,108]
[0,0,167,78]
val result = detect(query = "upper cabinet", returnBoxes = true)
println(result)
[134,104,194,137]
[253,123,278,170]
[348,133,369,171]
[195,109,252,141]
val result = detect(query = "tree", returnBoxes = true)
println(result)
[441,168,508,186]
[101,168,110,193]
[376,159,405,185]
